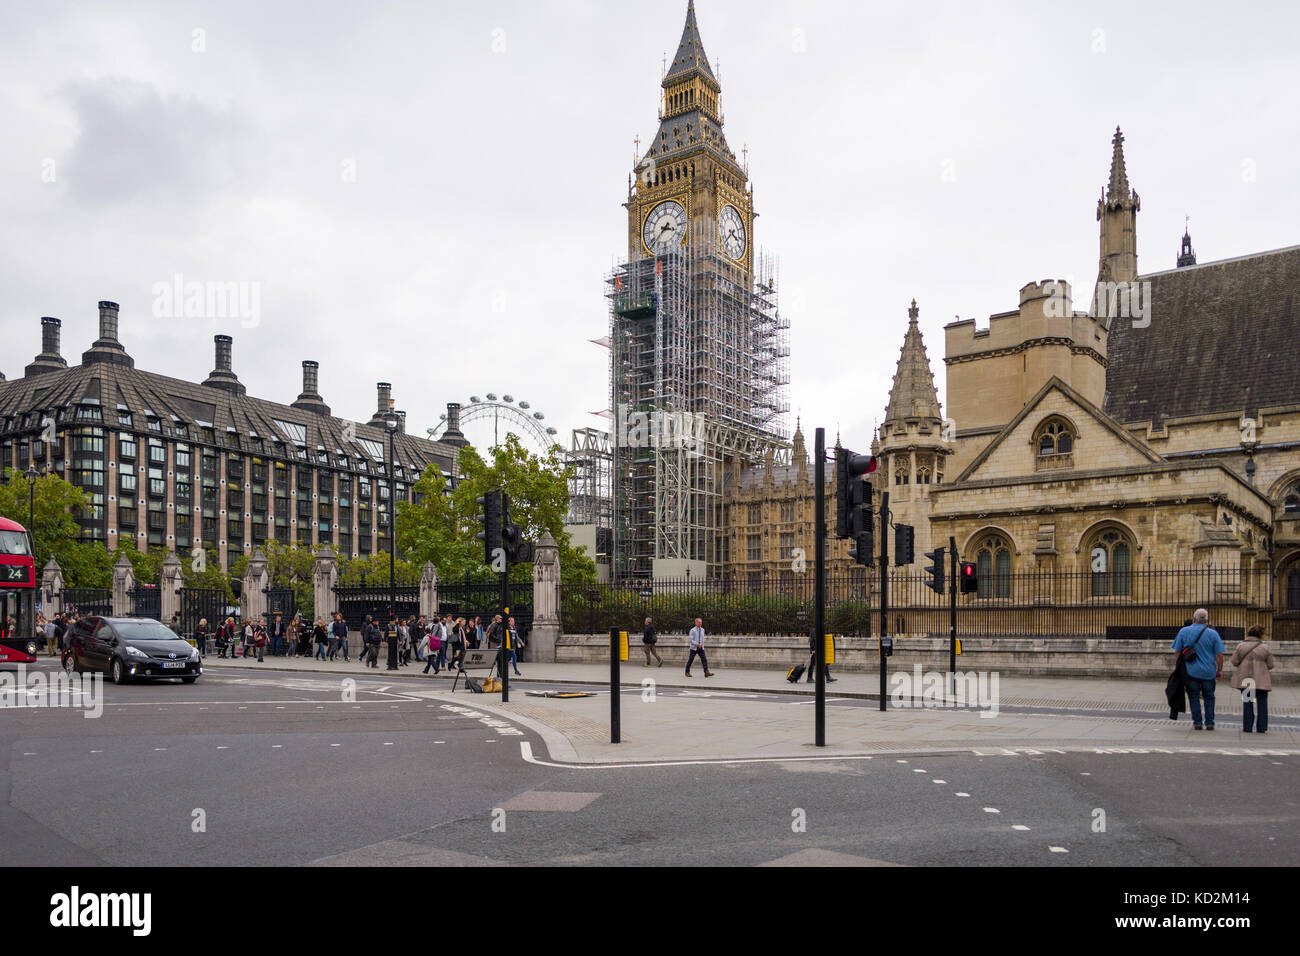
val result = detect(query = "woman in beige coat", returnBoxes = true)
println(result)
[1230,625,1275,733]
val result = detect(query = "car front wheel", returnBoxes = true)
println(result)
[26,640,38,656]
[111,658,128,685]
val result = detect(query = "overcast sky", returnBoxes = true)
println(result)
[2,0,1297,456]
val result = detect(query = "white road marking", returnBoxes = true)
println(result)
[1012,825,1030,831]
[153,748,166,751]
[272,745,283,749]
[933,779,946,784]
[485,740,497,743]
[896,759,908,764]
[435,741,445,744]
[1049,846,1069,853]
[983,808,1000,814]
[517,741,879,770]
[330,743,340,747]
[217,746,229,750]
[22,752,35,755]
[913,768,926,773]
[90,750,102,754]
[383,742,394,746]
[955,792,970,797]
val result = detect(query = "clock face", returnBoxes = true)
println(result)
[643,200,687,255]
[719,204,746,260]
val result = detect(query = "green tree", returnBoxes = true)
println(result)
[0,468,114,587]
[397,434,596,585]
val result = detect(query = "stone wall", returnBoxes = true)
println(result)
[556,633,1300,683]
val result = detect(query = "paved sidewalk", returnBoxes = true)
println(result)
[196,652,1300,763]
[197,653,1300,715]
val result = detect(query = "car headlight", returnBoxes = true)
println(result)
[125,645,149,659]
[188,648,200,661]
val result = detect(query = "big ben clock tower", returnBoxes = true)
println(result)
[609,1,789,581]
[627,0,753,279]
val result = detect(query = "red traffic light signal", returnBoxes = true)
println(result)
[960,561,979,594]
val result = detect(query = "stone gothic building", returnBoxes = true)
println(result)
[722,127,1300,634]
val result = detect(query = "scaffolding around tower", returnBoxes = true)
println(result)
[608,219,790,580]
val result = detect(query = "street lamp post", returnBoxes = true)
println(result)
[26,465,38,638]
[386,417,399,671]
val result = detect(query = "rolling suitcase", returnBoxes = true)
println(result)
[786,663,806,683]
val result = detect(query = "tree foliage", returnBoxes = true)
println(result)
[0,468,113,588]
[397,434,596,585]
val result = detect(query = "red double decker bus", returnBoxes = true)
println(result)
[0,515,39,657]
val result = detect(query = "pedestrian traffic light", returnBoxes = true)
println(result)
[895,524,915,566]
[476,490,503,566]
[924,547,945,595]
[960,561,979,594]
[835,447,877,539]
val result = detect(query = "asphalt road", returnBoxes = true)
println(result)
[2,663,1296,866]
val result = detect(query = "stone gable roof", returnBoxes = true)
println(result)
[1103,244,1300,424]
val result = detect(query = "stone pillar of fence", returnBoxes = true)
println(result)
[243,548,269,624]
[419,562,439,619]
[111,553,135,616]
[160,551,184,626]
[41,557,64,618]
[530,531,561,663]
[313,546,339,621]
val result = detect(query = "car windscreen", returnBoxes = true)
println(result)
[113,620,186,642]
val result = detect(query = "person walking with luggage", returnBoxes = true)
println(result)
[1172,608,1225,730]
[1231,624,1276,733]
[642,617,663,667]
[685,618,714,678]
[806,630,837,683]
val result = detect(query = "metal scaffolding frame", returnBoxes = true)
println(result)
[565,427,613,529]
[608,220,790,580]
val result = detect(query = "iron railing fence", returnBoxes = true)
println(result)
[563,566,1279,639]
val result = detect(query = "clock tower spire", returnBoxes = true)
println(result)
[628,1,751,275]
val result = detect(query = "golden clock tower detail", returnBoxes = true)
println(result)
[627,0,753,279]
[609,1,789,581]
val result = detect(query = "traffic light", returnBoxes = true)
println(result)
[835,448,877,539]
[895,524,915,566]
[476,489,503,566]
[498,493,535,563]
[847,530,873,567]
[923,547,945,595]
[960,561,979,594]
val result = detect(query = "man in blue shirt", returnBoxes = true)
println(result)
[1172,609,1225,730]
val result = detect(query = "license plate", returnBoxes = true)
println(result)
[161,661,186,669]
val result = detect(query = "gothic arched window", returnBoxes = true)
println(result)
[1088,528,1132,597]
[894,463,908,486]
[1287,568,1300,611]
[917,465,932,485]
[1035,418,1075,456]
[973,533,1012,598]
[1284,482,1300,514]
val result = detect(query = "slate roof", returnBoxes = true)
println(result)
[0,347,456,475]
[664,1,717,86]
[1103,244,1300,424]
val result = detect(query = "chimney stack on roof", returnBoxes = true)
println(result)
[81,300,134,368]
[291,360,332,416]
[441,401,470,448]
[369,383,395,426]
[202,333,246,396]
[25,317,68,377]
